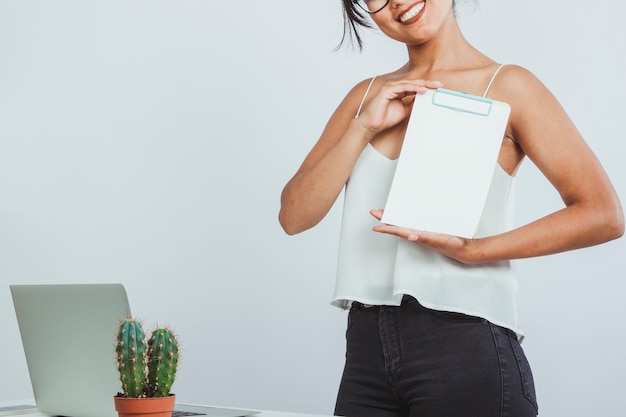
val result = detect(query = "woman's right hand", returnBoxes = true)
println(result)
[355,79,443,136]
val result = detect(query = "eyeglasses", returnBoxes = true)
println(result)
[353,0,390,14]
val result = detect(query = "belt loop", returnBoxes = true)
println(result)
[401,294,415,305]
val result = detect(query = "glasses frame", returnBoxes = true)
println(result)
[353,0,390,14]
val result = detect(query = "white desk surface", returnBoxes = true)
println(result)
[0,400,330,417]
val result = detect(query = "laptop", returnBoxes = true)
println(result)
[10,284,258,417]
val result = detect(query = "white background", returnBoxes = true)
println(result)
[1,1,624,416]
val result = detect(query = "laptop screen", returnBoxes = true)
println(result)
[11,284,132,417]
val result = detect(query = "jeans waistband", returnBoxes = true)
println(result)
[352,295,416,308]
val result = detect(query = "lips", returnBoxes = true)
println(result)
[399,1,426,23]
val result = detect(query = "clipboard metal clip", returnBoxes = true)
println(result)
[432,88,492,116]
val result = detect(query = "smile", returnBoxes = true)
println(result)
[399,2,425,23]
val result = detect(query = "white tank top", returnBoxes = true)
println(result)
[331,64,524,337]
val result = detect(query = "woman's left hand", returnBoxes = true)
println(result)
[370,209,477,264]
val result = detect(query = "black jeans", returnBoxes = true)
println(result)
[334,297,538,417]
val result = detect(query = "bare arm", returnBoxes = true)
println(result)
[373,66,624,262]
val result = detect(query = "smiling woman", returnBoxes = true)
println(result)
[0,1,623,416]
[342,0,463,48]
[279,0,624,416]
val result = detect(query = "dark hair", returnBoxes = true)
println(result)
[339,0,461,50]
[339,0,373,51]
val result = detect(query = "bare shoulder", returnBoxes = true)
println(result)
[347,76,382,102]
[348,76,381,105]
[313,76,380,143]
[329,76,382,122]
[487,64,552,104]
[486,64,582,154]
[487,64,566,137]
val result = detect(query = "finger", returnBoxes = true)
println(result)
[412,80,443,94]
[392,80,444,92]
[387,79,443,87]
[406,232,421,242]
[373,223,423,242]
[402,94,416,106]
[372,224,401,236]
[380,80,442,99]
[369,209,384,220]
[420,80,444,89]
[373,224,411,238]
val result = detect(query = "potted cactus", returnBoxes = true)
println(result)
[113,318,179,417]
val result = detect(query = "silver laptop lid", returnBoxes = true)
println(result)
[11,284,132,417]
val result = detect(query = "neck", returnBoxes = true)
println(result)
[402,12,481,74]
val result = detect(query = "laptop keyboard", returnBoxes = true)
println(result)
[172,411,207,417]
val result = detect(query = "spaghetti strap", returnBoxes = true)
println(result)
[482,64,507,97]
[355,76,377,119]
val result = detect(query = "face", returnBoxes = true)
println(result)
[368,0,456,45]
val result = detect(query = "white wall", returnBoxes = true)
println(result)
[1,1,624,416]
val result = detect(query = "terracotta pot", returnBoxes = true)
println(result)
[114,394,176,417]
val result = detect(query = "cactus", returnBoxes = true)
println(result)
[146,328,179,397]
[115,319,179,398]
[116,319,148,398]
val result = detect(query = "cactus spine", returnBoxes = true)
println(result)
[115,319,147,398]
[146,328,179,397]
[115,319,179,398]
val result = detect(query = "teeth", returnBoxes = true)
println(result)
[400,2,425,22]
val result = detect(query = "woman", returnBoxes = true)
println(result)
[279,1,624,416]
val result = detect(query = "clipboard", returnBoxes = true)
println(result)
[381,88,511,238]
